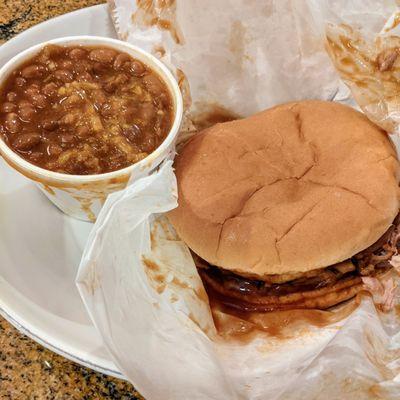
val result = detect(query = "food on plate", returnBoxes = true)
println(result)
[168,100,400,312]
[0,44,173,175]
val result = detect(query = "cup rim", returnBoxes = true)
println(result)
[0,35,183,183]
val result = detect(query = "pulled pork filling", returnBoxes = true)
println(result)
[195,215,400,312]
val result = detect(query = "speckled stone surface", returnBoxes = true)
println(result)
[0,0,107,43]
[0,1,143,398]
[0,319,144,399]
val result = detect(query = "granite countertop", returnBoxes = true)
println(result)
[0,1,143,398]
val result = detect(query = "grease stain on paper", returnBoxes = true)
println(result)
[132,0,184,44]
[80,261,101,296]
[41,184,56,196]
[191,103,240,131]
[229,20,252,68]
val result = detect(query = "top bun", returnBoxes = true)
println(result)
[168,101,400,277]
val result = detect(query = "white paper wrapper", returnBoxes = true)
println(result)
[109,0,352,119]
[325,5,400,135]
[77,1,400,399]
[77,161,400,400]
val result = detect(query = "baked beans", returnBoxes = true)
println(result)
[0,45,174,175]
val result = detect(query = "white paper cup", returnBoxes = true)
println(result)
[0,36,183,222]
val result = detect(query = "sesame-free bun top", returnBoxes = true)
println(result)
[168,101,400,277]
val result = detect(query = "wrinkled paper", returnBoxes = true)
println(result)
[326,4,400,135]
[77,1,400,399]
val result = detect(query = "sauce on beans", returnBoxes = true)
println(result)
[0,45,174,175]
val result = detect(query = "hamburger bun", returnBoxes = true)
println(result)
[168,100,400,277]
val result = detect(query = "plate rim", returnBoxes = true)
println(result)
[0,3,124,379]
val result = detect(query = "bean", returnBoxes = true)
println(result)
[19,100,31,107]
[15,77,26,87]
[106,158,125,172]
[40,44,63,60]
[6,92,17,102]
[5,113,21,133]
[54,69,74,83]
[42,82,58,96]
[40,131,51,142]
[69,48,87,60]
[24,84,40,97]
[31,93,47,108]
[76,125,91,138]
[156,92,170,107]
[21,64,45,79]
[58,60,73,70]
[130,61,146,77]
[122,124,141,144]
[59,133,75,144]
[92,62,108,75]
[121,105,138,122]
[100,103,113,117]
[1,102,17,113]
[89,48,116,63]
[115,73,129,84]
[104,73,129,92]
[103,81,116,93]
[77,72,93,82]
[75,61,91,73]
[113,53,131,70]
[93,89,107,106]
[46,143,63,156]
[143,74,164,96]
[28,151,43,162]
[12,133,41,150]
[139,134,155,152]
[18,104,36,121]
[42,120,58,131]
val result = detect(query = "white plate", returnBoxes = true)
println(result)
[0,4,124,379]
